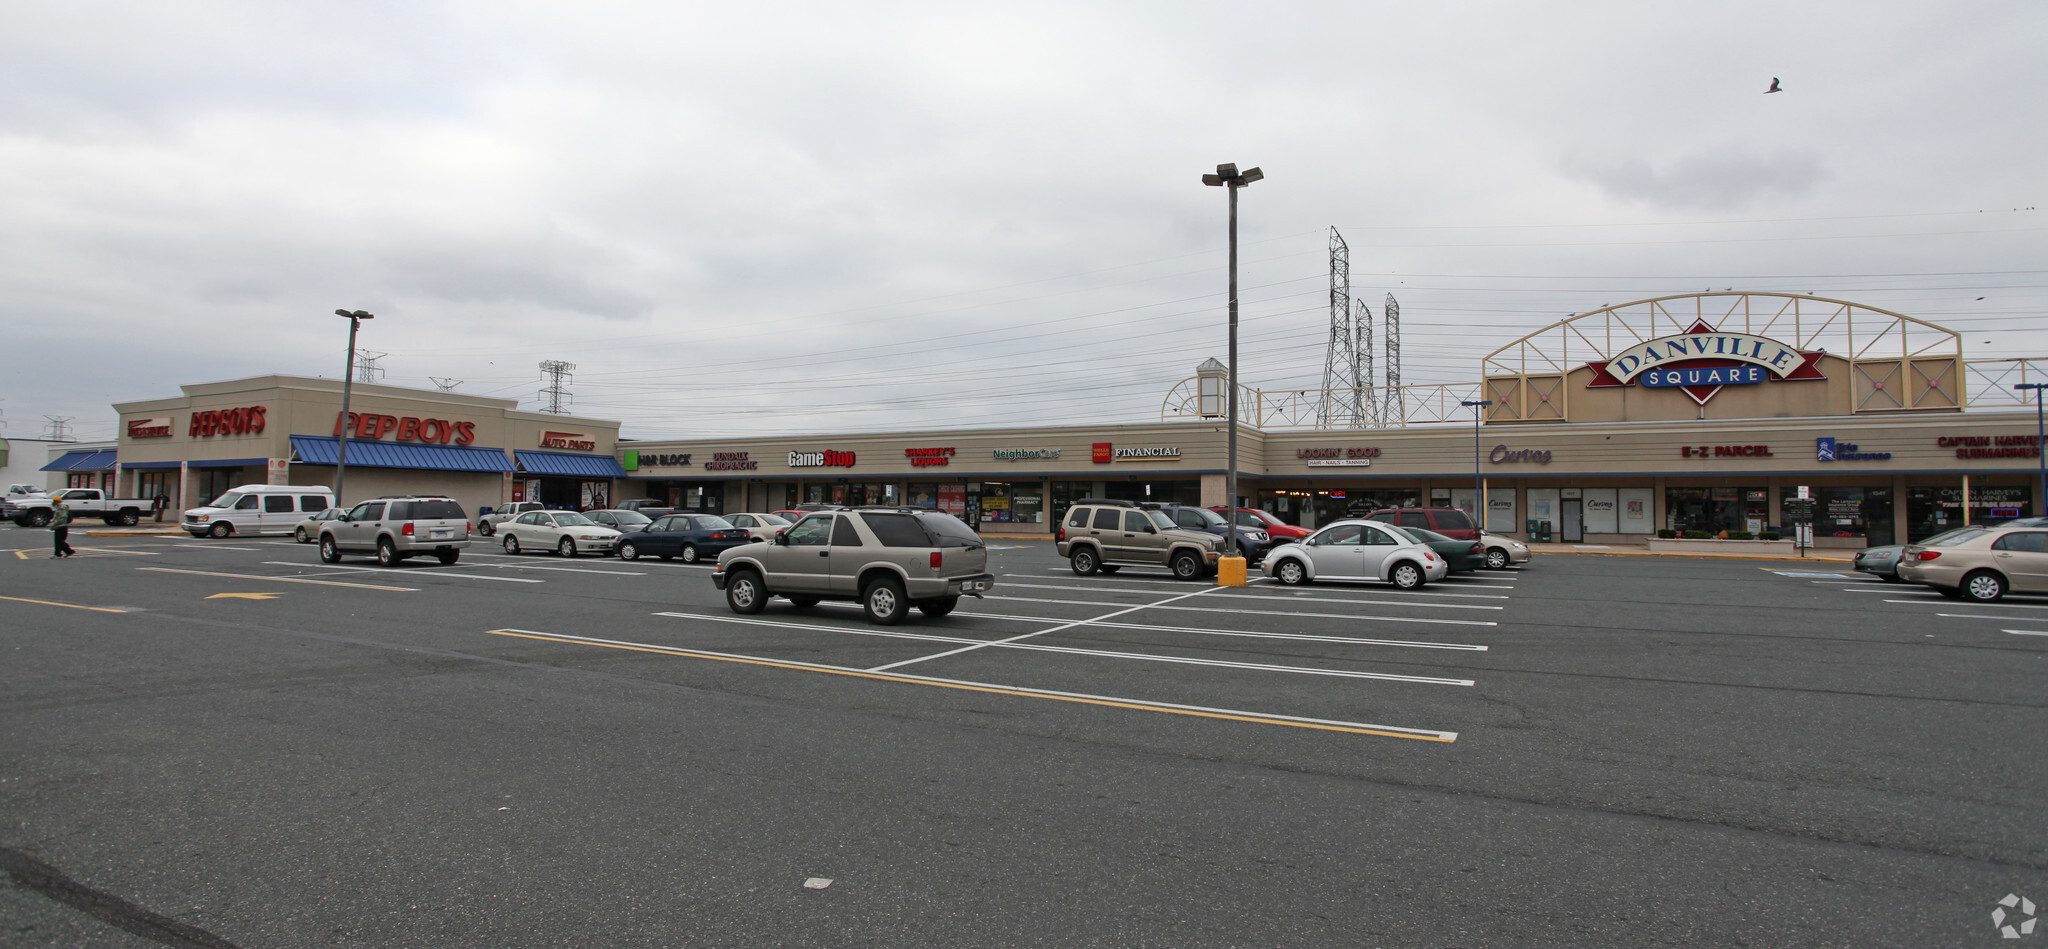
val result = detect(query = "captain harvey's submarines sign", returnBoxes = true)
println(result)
[1584,319,1825,405]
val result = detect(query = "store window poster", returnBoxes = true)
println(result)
[937,484,967,517]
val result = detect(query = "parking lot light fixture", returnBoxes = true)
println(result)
[333,309,374,508]
[1202,162,1261,562]
[2018,382,2048,516]
[1461,400,1493,528]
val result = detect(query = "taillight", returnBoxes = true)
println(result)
[1056,526,1065,542]
[1423,552,1436,562]
[401,522,415,536]
[930,551,943,568]
[1917,550,1941,561]
[1469,544,1481,554]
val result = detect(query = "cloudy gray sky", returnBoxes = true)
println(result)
[3,1,2042,441]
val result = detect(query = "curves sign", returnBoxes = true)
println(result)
[1585,320,1824,405]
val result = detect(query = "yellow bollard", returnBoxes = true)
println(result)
[1216,556,1248,587]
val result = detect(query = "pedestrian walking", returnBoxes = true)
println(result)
[51,495,76,558]
[153,492,170,522]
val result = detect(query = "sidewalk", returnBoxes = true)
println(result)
[1524,542,1853,563]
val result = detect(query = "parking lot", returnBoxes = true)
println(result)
[3,526,2044,946]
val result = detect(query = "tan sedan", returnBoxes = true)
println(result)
[723,512,794,543]
[1896,526,2048,602]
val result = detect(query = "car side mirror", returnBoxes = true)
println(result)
[774,531,789,546]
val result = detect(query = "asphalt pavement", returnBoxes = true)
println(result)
[1,525,2040,947]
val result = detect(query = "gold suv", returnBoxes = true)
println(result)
[1055,498,1221,580]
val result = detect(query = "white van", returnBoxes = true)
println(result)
[184,485,336,538]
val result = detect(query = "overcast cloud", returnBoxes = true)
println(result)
[2,1,2042,441]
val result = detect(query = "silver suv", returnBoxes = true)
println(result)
[713,508,994,624]
[319,496,472,566]
[1056,498,1221,580]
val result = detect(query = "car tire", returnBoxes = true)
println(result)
[477,521,494,536]
[618,541,640,561]
[1390,561,1425,590]
[1485,548,1510,570]
[376,538,399,567]
[557,538,576,558]
[295,527,311,543]
[318,535,342,564]
[919,596,959,618]
[1275,558,1308,585]
[503,535,521,555]
[209,522,232,538]
[1069,547,1099,576]
[1170,551,1202,581]
[863,577,909,625]
[681,544,700,564]
[437,549,460,565]
[725,568,767,614]
[116,511,139,526]
[27,510,51,528]
[786,596,820,608]
[1098,565,1120,575]
[1962,570,2007,602]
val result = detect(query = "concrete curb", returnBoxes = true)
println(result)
[1529,546,1853,563]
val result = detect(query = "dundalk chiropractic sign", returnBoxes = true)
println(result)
[1584,320,1825,406]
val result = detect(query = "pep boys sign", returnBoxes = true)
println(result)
[334,412,477,445]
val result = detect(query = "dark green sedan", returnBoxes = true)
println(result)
[1391,525,1484,574]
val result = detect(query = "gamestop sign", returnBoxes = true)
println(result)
[790,450,856,468]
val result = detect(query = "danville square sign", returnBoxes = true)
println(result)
[1584,320,1825,406]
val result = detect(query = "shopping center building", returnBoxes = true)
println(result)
[66,293,2046,548]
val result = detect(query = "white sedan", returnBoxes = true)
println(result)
[1261,518,1449,589]
[499,510,621,557]
[723,511,794,542]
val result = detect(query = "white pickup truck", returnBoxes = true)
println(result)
[4,487,153,527]
[475,500,548,536]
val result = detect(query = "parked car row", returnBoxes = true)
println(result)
[1864,520,2048,602]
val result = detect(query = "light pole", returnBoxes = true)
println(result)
[1461,400,1492,529]
[2019,382,2048,517]
[333,309,374,509]
[1202,162,1262,561]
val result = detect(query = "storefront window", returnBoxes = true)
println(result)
[827,483,898,506]
[1906,485,2031,542]
[1101,481,1199,505]
[1666,486,1767,533]
[1779,486,1893,545]
[1050,481,1099,528]
[906,483,940,509]
[979,482,1042,524]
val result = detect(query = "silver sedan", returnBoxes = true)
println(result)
[499,510,621,558]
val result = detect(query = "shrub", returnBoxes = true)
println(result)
[1726,530,1754,540]
[1656,529,1678,539]
[1682,529,1712,539]
[1759,531,1781,541]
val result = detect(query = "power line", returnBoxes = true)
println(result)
[538,360,576,414]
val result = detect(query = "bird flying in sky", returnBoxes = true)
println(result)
[1765,77,1782,93]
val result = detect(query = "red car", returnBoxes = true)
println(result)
[1210,507,1312,544]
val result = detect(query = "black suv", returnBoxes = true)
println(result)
[1142,503,1270,564]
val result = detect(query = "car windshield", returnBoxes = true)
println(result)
[553,513,595,527]
[696,516,736,530]
[1147,511,1176,531]
[1185,508,1228,529]
[1432,510,1476,531]
[757,513,791,526]
[1406,527,1454,543]
[609,511,651,525]
[1922,527,1989,547]
[208,492,243,508]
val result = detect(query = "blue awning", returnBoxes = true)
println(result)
[514,450,628,478]
[41,449,116,471]
[291,436,515,473]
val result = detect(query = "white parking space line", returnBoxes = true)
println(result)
[1885,598,2048,610]
[2006,630,2048,637]
[265,558,645,577]
[137,567,417,591]
[174,544,261,551]
[490,628,1459,742]
[653,612,1473,685]
[870,586,1228,673]
[260,561,543,583]
[979,594,1497,626]
[809,602,1489,651]
[999,581,1504,608]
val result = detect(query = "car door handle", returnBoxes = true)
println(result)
[818,550,829,557]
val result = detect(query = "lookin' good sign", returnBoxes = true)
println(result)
[1584,319,1824,406]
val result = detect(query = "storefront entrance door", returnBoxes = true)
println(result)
[1561,499,1583,542]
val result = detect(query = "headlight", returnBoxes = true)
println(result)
[1512,542,1527,549]
[579,534,601,540]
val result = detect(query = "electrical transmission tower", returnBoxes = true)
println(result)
[538,360,577,414]
[1317,227,1372,428]
[42,416,76,442]
[355,351,387,384]
[428,377,463,392]
[1357,297,1374,424]
[1381,294,1402,425]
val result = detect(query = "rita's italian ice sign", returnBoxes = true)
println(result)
[1585,320,1825,406]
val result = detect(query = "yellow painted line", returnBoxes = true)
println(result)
[487,628,1456,743]
[136,567,415,592]
[206,592,282,600]
[0,594,127,613]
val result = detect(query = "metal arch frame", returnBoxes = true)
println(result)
[1478,292,1964,421]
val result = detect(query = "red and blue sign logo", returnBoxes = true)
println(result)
[1585,320,1825,405]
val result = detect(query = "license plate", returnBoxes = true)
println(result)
[432,531,451,538]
